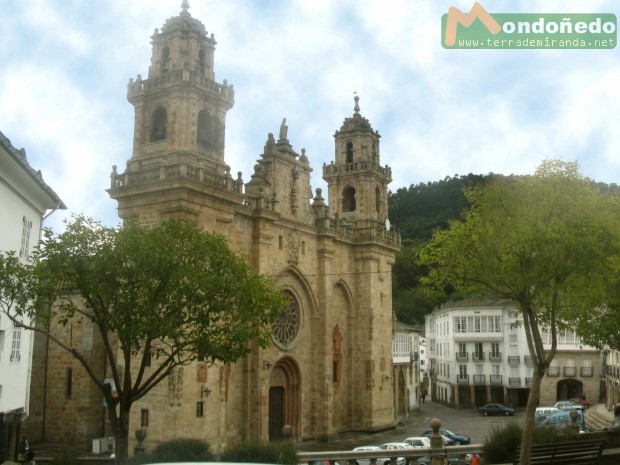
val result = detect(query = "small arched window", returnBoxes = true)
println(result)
[346,141,354,164]
[342,186,356,212]
[150,107,167,142]
[161,46,170,74]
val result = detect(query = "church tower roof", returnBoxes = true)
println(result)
[156,1,213,44]
[337,96,376,133]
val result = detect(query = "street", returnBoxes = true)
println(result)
[297,401,521,452]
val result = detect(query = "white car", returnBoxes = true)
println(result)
[403,437,431,449]
[353,445,407,465]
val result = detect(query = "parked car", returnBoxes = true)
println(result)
[535,407,560,424]
[538,409,586,431]
[420,429,470,445]
[554,400,583,411]
[478,403,515,416]
[403,437,431,449]
[353,445,406,465]
[416,454,472,465]
[570,396,591,408]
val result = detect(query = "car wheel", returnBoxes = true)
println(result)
[505,411,510,416]
[483,412,488,416]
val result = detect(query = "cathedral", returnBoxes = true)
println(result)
[26,2,402,452]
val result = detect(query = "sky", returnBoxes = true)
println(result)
[1,0,619,232]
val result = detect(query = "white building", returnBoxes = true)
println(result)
[425,300,601,408]
[393,321,423,418]
[0,130,65,461]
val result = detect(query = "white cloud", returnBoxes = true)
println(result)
[1,0,619,232]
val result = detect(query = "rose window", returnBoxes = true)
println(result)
[272,291,301,348]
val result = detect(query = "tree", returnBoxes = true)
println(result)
[420,160,620,465]
[0,216,286,465]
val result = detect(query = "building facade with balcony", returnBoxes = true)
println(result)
[425,300,601,408]
[392,322,423,419]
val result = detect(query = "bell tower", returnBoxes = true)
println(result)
[125,0,234,174]
[110,1,239,224]
[323,96,392,224]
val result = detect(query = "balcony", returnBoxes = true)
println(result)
[456,352,469,362]
[524,356,533,365]
[473,352,485,361]
[580,367,594,377]
[509,377,521,387]
[490,375,502,384]
[489,353,502,362]
[457,374,469,384]
[547,366,560,377]
[525,377,534,386]
[508,356,520,364]
[473,374,486,384]
[563,367,577,377]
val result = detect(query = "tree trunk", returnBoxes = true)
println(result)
[518,368,544,465]
[109,403,131,465]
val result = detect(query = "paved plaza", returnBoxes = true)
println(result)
[296,401,520,452]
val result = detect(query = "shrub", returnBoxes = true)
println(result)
[482,421,523,464]
[219,440,298,465]
[127,438,213,464]
[482,422,583,464]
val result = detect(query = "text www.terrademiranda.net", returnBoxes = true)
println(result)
[458,37,616,48]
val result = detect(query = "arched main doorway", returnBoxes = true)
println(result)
[557,378,583,400]
[268,357,301,441]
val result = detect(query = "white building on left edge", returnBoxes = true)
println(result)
[0,130,65,462]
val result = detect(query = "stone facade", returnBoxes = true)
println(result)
[26,314,107,449]
[26,3,401,453]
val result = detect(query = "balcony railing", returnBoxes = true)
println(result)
[490,374,502,384]
[473,374,486,384]
[564,367,577,377]
[473,352,485,361]
[489,353,502,362]
[456,352,469,361]
[547,366,560,377]
[509,377,521,386]
[508,356,520,364]
[580,366,594,377]
[524,356,533,364]
[457,374,469,384]
[525,377,533,386]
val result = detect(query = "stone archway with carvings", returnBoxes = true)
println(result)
[268,357,301,441]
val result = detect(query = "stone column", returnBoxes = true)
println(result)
[429,418,444,465]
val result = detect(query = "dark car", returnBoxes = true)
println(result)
[420,428,470,445]
[478,403,515,416]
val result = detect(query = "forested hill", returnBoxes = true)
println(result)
[387,173,620,325]
[387,173,492,324]
[388,173,487,244]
